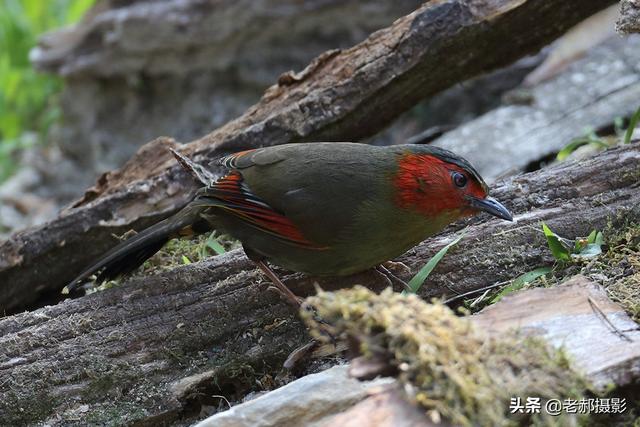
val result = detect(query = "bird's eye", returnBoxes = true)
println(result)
[452,172,467,188]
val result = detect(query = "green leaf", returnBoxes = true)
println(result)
[556,138,608,161]
[181,255,192,265]
[205,234,226,255]
[624,105,640,144]
[542,222,571,262]
[574,230,604,259]
[594,231,604,246]
[491,267,552,303]
[576,244,602,258]
[403,231,466,295]
[0,0,94,183]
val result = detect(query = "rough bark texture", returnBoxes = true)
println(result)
[617,0,640,34]
[0,0,615,314]
[0,253,310,426]
[195,276,640,427]
[475,275,640,390]
[0,143,638,426]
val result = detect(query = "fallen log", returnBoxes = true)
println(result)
[0,143,638,426]
[339,277,640,427]
[617,0,640,34]
[0,0,614,313]
[433,31,640,181]
[197,276,640,427]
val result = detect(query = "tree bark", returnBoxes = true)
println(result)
[616,0,640,34]
[434,33,640,181]
[0,0,615,313]
[0,143,638,426]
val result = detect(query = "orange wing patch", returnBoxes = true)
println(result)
[205,171,326,249]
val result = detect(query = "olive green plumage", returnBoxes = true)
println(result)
[69,143,511,288]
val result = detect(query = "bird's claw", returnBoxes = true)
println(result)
[382,260,412,276]
[266,285,304,307]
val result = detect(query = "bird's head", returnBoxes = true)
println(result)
[393,146,512,222]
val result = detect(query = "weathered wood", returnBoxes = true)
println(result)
[0,254,310,426]
[0,0,615,313]
[321,387,437,427]
[196,276,640,427]
[0,143,638,426]
[28,0,424,185]
[434,34,640,181]
[475,275,640,390]
[617,0,640,34]
[193,365,395,427]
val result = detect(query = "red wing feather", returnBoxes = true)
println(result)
[203,171,324,249]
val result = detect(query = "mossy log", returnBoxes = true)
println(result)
[0,0,614,313]
[0,143,638,426]
[303,276,640,427]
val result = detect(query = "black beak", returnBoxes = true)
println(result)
[466,196,513,221]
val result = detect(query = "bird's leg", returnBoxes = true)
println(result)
[382,260,412,276]
[254,260,302,307]
[375,264,411,291]
[253,261,340,368]
[249,252,337,367]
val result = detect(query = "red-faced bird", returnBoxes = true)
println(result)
[69,143,512,302]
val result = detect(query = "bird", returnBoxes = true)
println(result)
[68,142,512,304]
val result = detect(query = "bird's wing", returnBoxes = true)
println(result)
[220,146,289,169]
[218,143,391,246]
[199,170,325,249]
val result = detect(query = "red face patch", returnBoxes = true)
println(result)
[393,153,487,217]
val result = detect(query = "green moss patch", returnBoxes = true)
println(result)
[303,287,588,427]
[466,223,640,319]
[140,231,240,276]
[595,225,640,322]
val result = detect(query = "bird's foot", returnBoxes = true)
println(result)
[283,340,317,369]
[283,301,342,369]
[375,262,411,291]
[382,260,411,276]
[255,260,302,308]
[266,285,304,306]
[254,260,342,368]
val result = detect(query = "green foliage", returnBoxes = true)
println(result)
[556,134,608,161]
[403,230,466,295]
[574,229,604,258]
[542,222,572,262]
[0,0,93,181]
[624,105,640,145]
[202,232,227,256]
[542,222,604,262]
[490,267,552,303]
[557,105,640,162]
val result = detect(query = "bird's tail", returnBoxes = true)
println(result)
[68,203,208,291]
